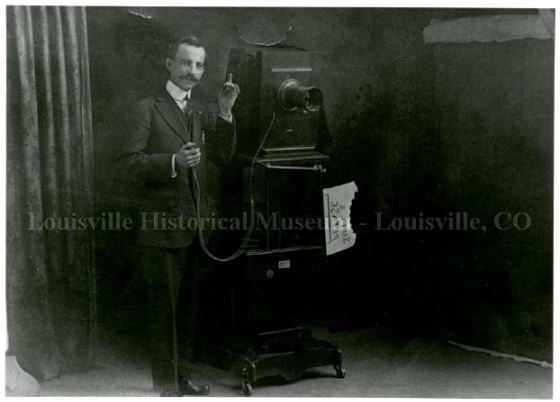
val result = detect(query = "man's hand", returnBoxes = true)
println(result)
[218,73,240,121]
[175,142,201,170]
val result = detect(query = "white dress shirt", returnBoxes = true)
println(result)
[166,80,191,112]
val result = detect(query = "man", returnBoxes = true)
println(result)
[118,36,240,396]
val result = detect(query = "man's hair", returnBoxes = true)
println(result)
[167,36,205,60]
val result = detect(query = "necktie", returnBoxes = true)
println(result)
[183,95,194,143]
[184,95,193,118]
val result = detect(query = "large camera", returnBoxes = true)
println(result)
[223,47,329,251]
[226,48,327,155]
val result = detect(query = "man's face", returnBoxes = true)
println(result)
[166,44,206,91]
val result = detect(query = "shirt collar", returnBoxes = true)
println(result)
[166,80,191,101]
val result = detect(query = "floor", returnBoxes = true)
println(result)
[37,325,552,398]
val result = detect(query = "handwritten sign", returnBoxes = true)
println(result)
[323,181,357,255]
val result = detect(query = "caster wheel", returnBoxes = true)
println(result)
[242,381,253,396]
[335,365,346,378]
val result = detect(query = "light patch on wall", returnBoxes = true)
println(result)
[423,13,554,44]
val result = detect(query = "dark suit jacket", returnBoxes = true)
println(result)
[118,87,236,248]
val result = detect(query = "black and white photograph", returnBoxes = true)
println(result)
[3,3,555,398]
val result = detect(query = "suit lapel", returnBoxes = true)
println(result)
[154,90,189,143]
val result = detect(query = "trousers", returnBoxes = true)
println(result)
[136,238,200,392]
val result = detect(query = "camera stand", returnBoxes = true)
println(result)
[212,327,345,396]
[200,152,345,396]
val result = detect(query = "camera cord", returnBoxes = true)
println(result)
[192,112,276,262]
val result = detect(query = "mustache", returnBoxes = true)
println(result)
[179,74,199,82]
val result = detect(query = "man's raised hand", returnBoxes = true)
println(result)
[218,73,240,120]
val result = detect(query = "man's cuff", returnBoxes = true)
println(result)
[218,112,233,124]
[171,154,178,178]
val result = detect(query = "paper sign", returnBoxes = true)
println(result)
[323,181,358,256]
[278,260,290,269]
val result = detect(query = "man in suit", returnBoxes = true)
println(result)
[118,36,240,396]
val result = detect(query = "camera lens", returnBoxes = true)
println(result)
[278,78,323,112]
[303,87,323,112]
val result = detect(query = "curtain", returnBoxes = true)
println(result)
[6,6,96,380]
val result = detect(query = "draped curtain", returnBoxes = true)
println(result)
[7,6,96,380]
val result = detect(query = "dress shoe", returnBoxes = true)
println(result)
[179,379,210,396]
